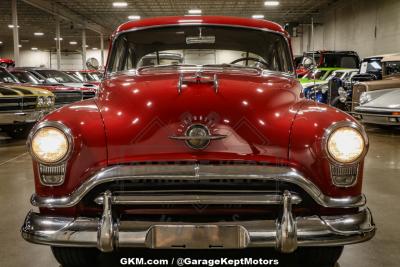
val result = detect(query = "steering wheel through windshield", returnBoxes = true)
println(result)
[230,57,269,68]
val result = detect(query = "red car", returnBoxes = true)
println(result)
[21,16,375,267]
[0,58,15,69]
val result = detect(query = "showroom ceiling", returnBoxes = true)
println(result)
[0,0,335,51]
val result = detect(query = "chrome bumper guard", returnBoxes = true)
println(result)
[22,191,375,253]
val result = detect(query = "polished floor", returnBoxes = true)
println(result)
[0,125,399,267]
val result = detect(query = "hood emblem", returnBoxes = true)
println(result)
[177,73,219,94]
[169,124,226,150]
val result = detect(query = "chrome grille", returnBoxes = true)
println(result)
[39,164,66,185]
[22,96,37,110]
[54,91,83,105]
[0,97,22,112]
[330,164,359,187]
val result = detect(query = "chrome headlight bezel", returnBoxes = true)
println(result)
[322,121,368,166]
[27,121,74,166]
[359,92,372,105]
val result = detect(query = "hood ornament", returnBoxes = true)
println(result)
[169,124,226,150]
[177,73,219,94]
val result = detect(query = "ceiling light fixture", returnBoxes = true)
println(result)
[112,2,128,7]
[92,47,98,50]
[8,24,20,28]
[188,9,202,14]
[252,14,265,19]
[128,15,141,20]
[54,37,63,41]
[69,41,77,45]
[0,41,3,45]
[18,44,22,48]
[264,1,280,6]
[31,47,38,51]
[34,32,44,36]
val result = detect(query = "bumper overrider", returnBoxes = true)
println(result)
[21,164,376,253]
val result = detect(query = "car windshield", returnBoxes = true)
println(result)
[11,71,41,84]
[303,69,328,80]
[383,61,400,76]
[0,68,19,83]
[320,54,359,68]
[360,59,382,74]
[36,69,81,83]
[108,26,293,74]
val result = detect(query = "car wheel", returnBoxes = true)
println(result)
[51,247,100,267]
[295,246,344,267]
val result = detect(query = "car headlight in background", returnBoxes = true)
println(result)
[45,96,54,107]
[37,96,45,107]
[30,126,71,164]
[326,125,366,164]
[338,87,347,103]
[359,92,372,105]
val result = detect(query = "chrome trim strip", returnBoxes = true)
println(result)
[93,192,303,206]
[30,164,366,209]
[21,208,376,250]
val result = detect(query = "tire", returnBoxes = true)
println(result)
[51,247,100,267]
[295,246,343,267]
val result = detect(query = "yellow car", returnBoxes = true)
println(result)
[0,84,55,138]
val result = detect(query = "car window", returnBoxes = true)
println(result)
[384,61,400,76]
[35,70,80,83]
[0,68,19,83]
[11,71,40,84]
[304,69,327,80]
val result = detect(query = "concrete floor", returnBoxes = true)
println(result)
[0,125,399,267]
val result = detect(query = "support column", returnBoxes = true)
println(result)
[55,16,61,70]
[100,34,105,69]
[82,29,87,70]
[11,0,20,67]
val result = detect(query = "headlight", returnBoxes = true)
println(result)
[359,92,372,105]
[45,96,54,107]
[326,125,366,164]
[37,96,45,107]
[338,87,347,103]
[319,84,329,94]
[31,126,71,164]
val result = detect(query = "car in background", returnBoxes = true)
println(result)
[351,54,400,111]
[299,67,354,87]
[0,58,15,69]
[352,54,400,82]
[354,88,400,125]
[302,68,358,106]
[0,84,54,138]
[14,68,97,100]
[64,70,103,85]
[295,51,360,77]
[9,68,90,108]
[21,16,375,267]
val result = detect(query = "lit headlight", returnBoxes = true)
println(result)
[31,126,71,164]
[338,87,347,103]
[326,126,366,164]
[359,92,372,105]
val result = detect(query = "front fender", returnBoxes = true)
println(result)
[32,100,108,199]
[289,100,365,198]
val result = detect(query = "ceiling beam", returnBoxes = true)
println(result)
[21,0,110,35]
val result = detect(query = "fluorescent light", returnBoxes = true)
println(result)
[18,44,22,48]
[34,32,44,36]
[69,41,77,45]
[92,47,98,50]
[8,24,19,28]
[85,45,89,48]
[0,41,3,44]
[188,9,202,14]
[128,15,141,20]
[265,1,280,6]
[31,47,38,51]
[54,37,63,41]
[252,14,265,19]
[113,2,127,7]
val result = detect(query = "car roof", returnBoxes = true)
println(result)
[114,16,287,36]
[381,54,400,62]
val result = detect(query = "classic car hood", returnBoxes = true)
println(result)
[362,88,400,109]
[0,84,53,97]
[98,70,302,164]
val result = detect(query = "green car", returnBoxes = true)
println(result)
[299,67,347,87]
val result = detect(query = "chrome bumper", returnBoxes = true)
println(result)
[22,191,376,253]
[353,112,400,125]
[0,109,48,125]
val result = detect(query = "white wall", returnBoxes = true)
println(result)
[295,0,400,58]
[0,49,108,70]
